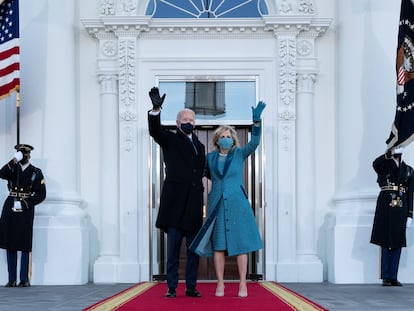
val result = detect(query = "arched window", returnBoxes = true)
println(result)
[146,0,269,18]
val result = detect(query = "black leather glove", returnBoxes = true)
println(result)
[149,87,166,110]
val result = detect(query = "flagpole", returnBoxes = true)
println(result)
[16,88,20,145]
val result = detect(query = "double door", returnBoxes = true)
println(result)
[150,125,264,281]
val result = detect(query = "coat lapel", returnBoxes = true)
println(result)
[192,134,203,156]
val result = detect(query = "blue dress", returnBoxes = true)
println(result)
[212,154,227,251]
[190,125,263,257]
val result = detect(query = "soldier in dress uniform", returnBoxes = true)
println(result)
[370,147,413,286]
[0,144,46,287]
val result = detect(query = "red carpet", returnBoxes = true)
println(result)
[83,282,329,311]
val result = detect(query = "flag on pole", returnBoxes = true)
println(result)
[386,0,414,150]
[0,0,19,99]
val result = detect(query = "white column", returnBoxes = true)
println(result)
[26,0,88,285]
[296,72,323,281]
[93,73,121,283]
[274,32,324,282]
[93,34,144,283]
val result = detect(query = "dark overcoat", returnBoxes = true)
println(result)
[190,125,263,257]
[370,154,414,248]
[148,112,206,233]
[0,160,46,252]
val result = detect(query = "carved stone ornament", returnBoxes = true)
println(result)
[298,0,316,15]
[279,0,293,15]
[100,0,137,16]
[296,73,317,94]
[120,110,137,121]
[297,39,313,57]
[122,124,133,152]
[98,75,118,94]
[279,38,296,107]
[118,39,136,109]
[279,110,296,121]
[100,0,116,16]
[101,40,118,57]
[116,0,137,16]
[281,123,293,151]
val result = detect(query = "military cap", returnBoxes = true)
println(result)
[14,144,34,153]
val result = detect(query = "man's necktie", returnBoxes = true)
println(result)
[189,137,198,155]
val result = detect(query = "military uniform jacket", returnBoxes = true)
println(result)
[148,112,206,233]
[0,160,46,252]
[370,154,414,248]
[190,125,263,257]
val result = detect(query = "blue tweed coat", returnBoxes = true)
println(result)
[190,125,263,257]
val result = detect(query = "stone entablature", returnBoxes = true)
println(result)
[83,16,330,38]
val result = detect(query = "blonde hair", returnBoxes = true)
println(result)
[211,125,240,151]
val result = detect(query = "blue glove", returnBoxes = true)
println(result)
[252,101,266,123]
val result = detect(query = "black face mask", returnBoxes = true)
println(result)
[180,123,194,134]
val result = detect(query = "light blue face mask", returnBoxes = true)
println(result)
[218,137,233,150]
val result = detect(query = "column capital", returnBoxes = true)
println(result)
[98,73,118,95]
[296,73,317,94]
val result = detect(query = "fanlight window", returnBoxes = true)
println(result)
[146,0,269,18]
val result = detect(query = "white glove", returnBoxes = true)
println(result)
[394,147,404,155]
[12,200,22,212]
[13,151,23,162]
[407,217,412,227]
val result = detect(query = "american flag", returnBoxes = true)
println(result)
[397,65,405,85]
[386,0,414,149]
[0,0,19,99]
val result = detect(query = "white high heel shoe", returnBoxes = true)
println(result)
[238,286,248,298]
[215,284,225,297]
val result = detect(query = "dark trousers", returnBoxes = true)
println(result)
[166,227,199,289]
[381,247,401,280]
[7,250,30,283]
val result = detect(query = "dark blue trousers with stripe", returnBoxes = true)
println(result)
[381,247,401,280]
[7,250,30,283]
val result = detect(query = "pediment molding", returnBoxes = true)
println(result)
[82,16,331,38]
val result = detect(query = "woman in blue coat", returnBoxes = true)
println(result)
[190,101,265,298]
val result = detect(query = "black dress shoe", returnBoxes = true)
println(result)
[18,281,30,287]
[390,279,403,286]
[5,281,16,287]
[382,279,392,286]
[165,288,176,298]
[185,287,202,297]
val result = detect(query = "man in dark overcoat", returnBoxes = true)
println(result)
[0,144,46,287]
[148,87,206,298]
[370,147,413,286]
